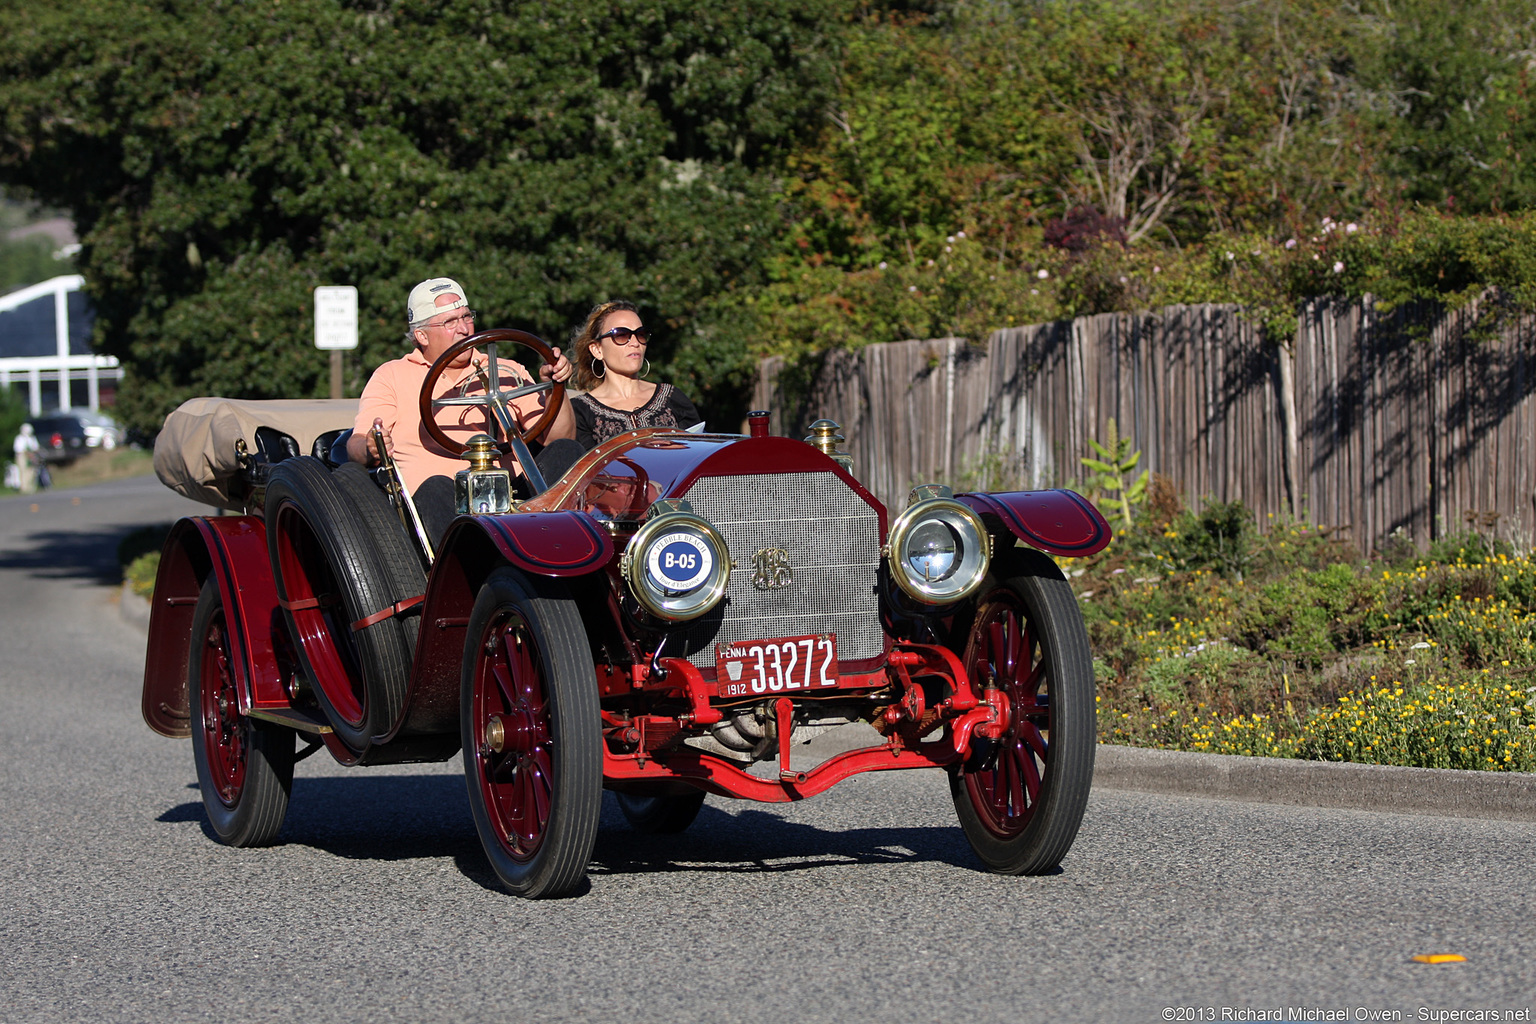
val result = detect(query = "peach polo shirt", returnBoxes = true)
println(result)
[353,347,546,492]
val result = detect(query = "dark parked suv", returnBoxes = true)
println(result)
[28,415,90,464]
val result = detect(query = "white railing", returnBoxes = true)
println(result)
[0,275,121,415]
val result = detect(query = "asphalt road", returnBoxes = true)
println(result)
[2,476,1532,1024]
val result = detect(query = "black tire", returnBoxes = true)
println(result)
[615,790,707,834]
[462,566,601,898]
[189,579,295,846]
[949,547,1096,874]
[329,461,428,654]
[265,457,412,751]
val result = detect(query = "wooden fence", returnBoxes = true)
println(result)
[753,299,1536,553]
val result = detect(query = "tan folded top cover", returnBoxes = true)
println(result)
[155,397,359,509]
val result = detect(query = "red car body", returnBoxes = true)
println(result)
[143,388,1109,898]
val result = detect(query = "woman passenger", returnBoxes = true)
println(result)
[569,300,702,449]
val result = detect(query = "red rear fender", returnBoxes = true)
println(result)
[141,516,287,737]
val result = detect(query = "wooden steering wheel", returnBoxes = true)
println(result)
[418,329,566,457]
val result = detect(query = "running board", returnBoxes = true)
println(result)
[246,707,333,734]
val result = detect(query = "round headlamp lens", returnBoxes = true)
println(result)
[905,520,958,583]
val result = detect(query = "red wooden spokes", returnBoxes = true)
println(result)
[964,591,1051,837]
[474,613,555,860]
[199,610,247,807]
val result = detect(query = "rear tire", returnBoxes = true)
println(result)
[615,790,707,834]
[462,567,601,898]
[190,579,294,846]
[949,547,1095,874]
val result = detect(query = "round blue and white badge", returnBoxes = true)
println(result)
[647,531,714,593]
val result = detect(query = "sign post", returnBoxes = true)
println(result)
[314,285,359,400]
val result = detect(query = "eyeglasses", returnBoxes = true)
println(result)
[599,325,650,345]
[426,310,477,332]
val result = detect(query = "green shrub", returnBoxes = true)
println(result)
[124,552,159,599]
[1077,493,1536,769]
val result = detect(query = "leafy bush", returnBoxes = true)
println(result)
[124,552,159,599]
[758,209,1536,367]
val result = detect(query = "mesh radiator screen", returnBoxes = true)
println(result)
[676,471,884,667]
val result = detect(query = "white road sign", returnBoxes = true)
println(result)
[314,286,358,350]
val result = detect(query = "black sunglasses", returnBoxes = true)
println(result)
[599,325,651,345]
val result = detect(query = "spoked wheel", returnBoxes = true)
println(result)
[950,547,1095,874]
[189,579,295,846]
[615,789,707,834]
[462,566,601,898]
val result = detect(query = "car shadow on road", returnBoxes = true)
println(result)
[0,524,143,585]
[158,775,986,892]
[159,773,485,864]
[588,804,981,879]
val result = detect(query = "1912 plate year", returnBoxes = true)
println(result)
[716,634,838,697]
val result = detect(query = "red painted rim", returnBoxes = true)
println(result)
[961,590,1050,838]
[272,502,367,727]
[199,604,247,808]
[472,610,554,861]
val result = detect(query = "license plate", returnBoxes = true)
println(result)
[716,634,838,698]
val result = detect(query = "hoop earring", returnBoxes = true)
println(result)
[641,358,651,378]
[592,358,605,379]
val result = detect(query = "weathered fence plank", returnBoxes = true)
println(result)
[754,300,1536,553]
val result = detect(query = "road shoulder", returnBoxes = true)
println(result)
[1096,742,1536,821]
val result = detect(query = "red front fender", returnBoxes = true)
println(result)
[380,510,613,743]
[956,489,1111,558]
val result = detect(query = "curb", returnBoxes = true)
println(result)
[120,579,151,633]
[1094,743,1536,822]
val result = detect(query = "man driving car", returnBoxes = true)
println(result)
[347,277,578,538]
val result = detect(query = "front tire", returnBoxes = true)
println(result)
[950,547,1095,874]
[462,567,601,898]
[189,579,295,846]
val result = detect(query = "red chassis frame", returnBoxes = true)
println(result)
[144,428,1110,799]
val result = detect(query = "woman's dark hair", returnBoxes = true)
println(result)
[571,299,639,391]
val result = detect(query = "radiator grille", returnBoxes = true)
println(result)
[676,471,885,668]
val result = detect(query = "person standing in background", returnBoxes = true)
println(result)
[11,423,38,494]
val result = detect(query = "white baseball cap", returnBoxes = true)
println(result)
[407,277,468,326]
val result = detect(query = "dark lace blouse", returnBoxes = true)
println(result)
[570,383,702,450]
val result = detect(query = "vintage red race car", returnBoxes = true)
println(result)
[141,329,1111,898]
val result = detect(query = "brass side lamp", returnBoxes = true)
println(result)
[804,418,853,473]
[455,434,514,515]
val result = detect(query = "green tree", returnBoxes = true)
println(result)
[1353,0,1536,213]
[0,0,848,433]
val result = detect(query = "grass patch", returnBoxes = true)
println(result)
[2,448,155,496]
[50,448,155,489]
[1066,487,1536,771]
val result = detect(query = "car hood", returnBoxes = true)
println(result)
[521,429,885,526]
